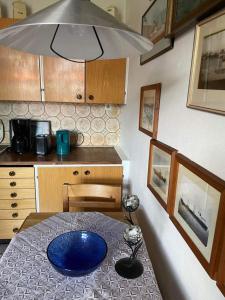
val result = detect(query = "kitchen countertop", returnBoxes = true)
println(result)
[0,147,122,166]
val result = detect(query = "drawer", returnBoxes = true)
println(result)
[0,189,35,200]
[0,219,24,239]
[0,178,34,189]
[81,166,123,184]
[0,167,34,179]
[0,199,36,210]
[0,209,36,220]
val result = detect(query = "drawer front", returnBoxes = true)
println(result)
[0,209,36,220]
[0,178,34,189]
[81,166,123,184]
[0,219,24,239]
[0,167,34,179]
[0,199,35,210]
[0,189,35,200]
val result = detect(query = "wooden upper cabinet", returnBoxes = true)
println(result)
[43,56,85,103]
[0,18,41,102]
[86,59,126,104]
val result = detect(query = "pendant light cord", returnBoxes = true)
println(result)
[0,119,5,144]
[50,24,104,63]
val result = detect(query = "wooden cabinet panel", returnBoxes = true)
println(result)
[0,46,41,102]
[0,189,35,200]
[86,59,126,104]
[0,18,17,29]
[0,219,24,239]
[0,209,35,220]
[0,199,35,210]
[0,18,41,102]
[38,166,123,212]
[81,166,123,184]
[43,56,85,103]
[38,167,82,212]
[0,178,34,189]
[0,167,34,179]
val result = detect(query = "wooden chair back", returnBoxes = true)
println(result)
[63,183,122,212]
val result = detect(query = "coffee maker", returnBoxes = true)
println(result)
[10,119,30,154]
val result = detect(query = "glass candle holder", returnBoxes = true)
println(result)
[122,194,140,225]
[115,225,143,279]
[122,194,139,212]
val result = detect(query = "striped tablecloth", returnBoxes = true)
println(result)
[0,212,162,300]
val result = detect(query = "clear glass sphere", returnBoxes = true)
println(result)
[123,225,142,244]
[122,195,139,212]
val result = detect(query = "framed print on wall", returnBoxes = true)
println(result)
[170,153,225,277]
[217,235,225,296]
[187,10,225,115]
[170,0,225,36]
[140,0,174,64]
[139,83,161,138]
[147,139,177,212]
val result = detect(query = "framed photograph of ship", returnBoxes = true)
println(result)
[139,83,161,138]
[170,153,225,277]
[147,139,177,211]
[140,0,174,64]
[187,10,225,115]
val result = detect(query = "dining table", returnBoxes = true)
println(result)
[0,212,162,300]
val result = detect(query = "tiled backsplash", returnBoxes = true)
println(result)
[0,102,121,146]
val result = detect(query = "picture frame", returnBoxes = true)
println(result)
[140,37,174,65]
[140,0,174,65]
[139,83,161,138]
[169,153,225,277]
[217,236,225,296]
[170,0,225,36]
[147,139,177,212]
[187,9,225,115]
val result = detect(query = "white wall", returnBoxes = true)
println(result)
[0,0,126,21]
[120,0,225,299]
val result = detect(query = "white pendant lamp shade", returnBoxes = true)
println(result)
[0,0,153,61]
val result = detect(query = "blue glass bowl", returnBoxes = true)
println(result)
[47,230,107,277]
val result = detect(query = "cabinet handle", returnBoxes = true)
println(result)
[76,94,82,100]
[12,213,18,218]
[10,181,16,187]
[9,171,16,177]
[88,95,94,101]
[11,203,18,208]
[73,171,79,176]
[10,192,17,198]
[13,227,19,233]
[84,170,91,176]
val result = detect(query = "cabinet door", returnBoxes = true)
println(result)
[43,56,85,103]
[38,167,82,212]
[0,46,41,102]
[0,19,41,102]
[81,166,123,184]
[86,59,126,104]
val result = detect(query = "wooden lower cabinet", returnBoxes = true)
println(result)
[38,166,123,212]
[0,167,36,239]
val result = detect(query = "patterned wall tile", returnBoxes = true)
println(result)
[0,102,120,146]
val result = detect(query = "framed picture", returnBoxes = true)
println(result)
[141,0,174,64]
[147,139,177,211]
[140,37,174,65]
[170,153,225,277]
[139,83,161,138]
[170,0,225,35]
[187,10,225,115]
[217,236,225,296]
